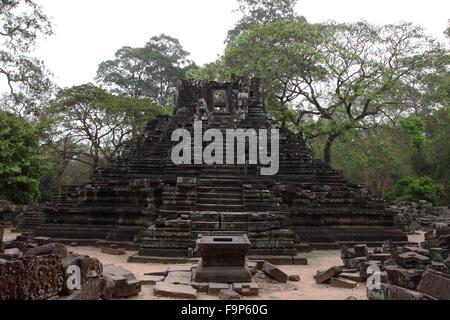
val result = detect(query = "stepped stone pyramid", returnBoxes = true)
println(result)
[28,77,407,259]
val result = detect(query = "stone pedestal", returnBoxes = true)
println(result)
[193,235,252,283]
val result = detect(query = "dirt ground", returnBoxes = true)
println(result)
[2,228,425,300]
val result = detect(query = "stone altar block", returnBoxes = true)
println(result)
[193,234,253,283]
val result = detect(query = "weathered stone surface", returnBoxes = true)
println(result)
[289,274,301,282]
[263,262,288,283]
[0,254,64,300]
[330,277,358,289]
[208,283,230,296]
[140,275,165,286]
[25,243,68,258]
[194,235,253,283]
[315,266,343,284]
[154,283,197,299]
[396,252,431,269]
[102,265,141,298]
[233,282,259,296]
[219,289,241,300]
[101,247,126,256]
[384,266,423,290]
[354,244,369,257]
[368,283,424,300]
[417,269,450,300]
[165,271,192,285]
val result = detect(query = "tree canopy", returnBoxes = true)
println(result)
[96,34,194,108]
[0,0,54,118]
[0,110,48,203]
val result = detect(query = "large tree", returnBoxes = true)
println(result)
[96,34,193,107]
[48,84,165,173]
[224,20,446,164]
[226,0,301,43]
[0,0,54,118]
[0,110,48,203]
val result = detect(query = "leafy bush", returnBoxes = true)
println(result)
[395,176,446,206]
[0,111,49,204]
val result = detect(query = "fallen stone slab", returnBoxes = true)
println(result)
[165,271,192,285]
[330,277,358,289]
[314,266,342,284]
[168,264,194,272]
[101,247,126,256]
[140,275,165,286]
[208,283,230,296]
[396,252,431,269]
[233,282,259,296]
[102,265,141,298]
[263,262,288,283]
[25,243,68,258]
[417,269,450,300]
[402,246,431,257]
[385,266,423,290]
[367,283,424,300]
[192,282,209,293]
[154,283,197,299]
[219,289,241,300]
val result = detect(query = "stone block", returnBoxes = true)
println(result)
[101,247,126,256]
[396,252,431,269]
[263,262,288,283]
[233,282,259,296]
[314,266,342,284]
[354,244,369,257]
[154,283,197,299]
[384,266,423,290]
[330,277,358,289]
[165,271,192,285]
[219,289,241,300]
[417,269,450,300]
[208,283,230,296]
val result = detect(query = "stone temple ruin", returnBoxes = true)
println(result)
[23,77,407,261]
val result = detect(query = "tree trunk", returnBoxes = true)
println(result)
[381,159,390,199]
[324,133,340,165]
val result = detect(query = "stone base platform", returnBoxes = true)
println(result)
[128,254,308,265]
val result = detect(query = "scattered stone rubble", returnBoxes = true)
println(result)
[391,200,450,233]
[0,234,141,300]
[314,227,450,300]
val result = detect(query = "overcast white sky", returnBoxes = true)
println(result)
[33,0,449,88]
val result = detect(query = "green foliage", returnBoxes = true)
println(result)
[400,117,430,149]
[49,84,166,171]
[96,34,194,107]
[395,176,446,206]
[223,19,445,164]
[0,111,49,203]
[226,0,302,43]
